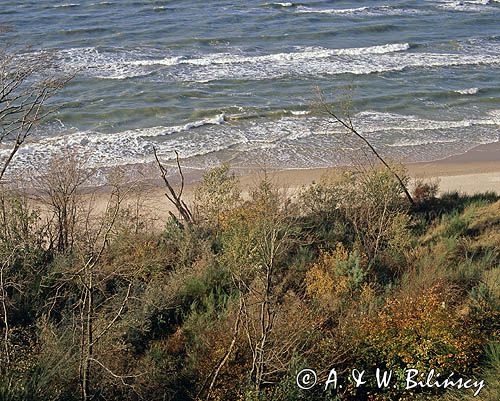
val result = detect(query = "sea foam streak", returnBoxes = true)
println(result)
[294,5,424,16]
[455,87,479,94]
[432,0,500,11]
[296,5,369,14]
[53,47,154,80]
[49,43,410,80]
[266,2,295,7]
[180,43,410,66]
[52,3,80,8]
[170,48,500,83]
[0,114,232,171]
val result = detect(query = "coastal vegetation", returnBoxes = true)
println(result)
[0,155,498,401]
[1,32,498,401]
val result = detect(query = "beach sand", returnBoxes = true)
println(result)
[230,141,500,194]
[105,142,499,227]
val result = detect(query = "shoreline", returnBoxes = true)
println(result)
[105,140,500,194]
[17,142,499,227]
[104,142,500,225]
[233,141,500,194]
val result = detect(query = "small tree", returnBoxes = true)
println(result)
[213,178,309,396]
[46,176,138,400]
[339,168,412,261]
[194,163,241,230]
[32,154,93,253]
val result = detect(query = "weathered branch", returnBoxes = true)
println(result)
[91,282,132,347]
[88,357,143,388]
[0,47,73,182]
[316,88,415,205]
[198,297,244,400]
[153,147,195,227]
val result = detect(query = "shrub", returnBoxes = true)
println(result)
[360,282,484,399]
[412,178,439,204]
[305,242,368,312]
[194,164,241,230]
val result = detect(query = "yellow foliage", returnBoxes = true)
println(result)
[363,282,484,376]
[306,243,368,310]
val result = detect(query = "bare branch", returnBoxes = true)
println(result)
[0,46,73,182]
[153,147,195,227]
[315,87,414,205]
[91,282,132,347]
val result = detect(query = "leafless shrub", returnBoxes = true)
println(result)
[31,153,93,253]
[0,45,72,181]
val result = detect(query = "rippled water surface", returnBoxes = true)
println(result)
[1,0,499,170]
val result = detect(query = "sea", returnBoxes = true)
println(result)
[1,0,499,173]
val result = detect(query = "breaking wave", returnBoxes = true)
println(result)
[432,0,500,12]
[454,87,480,94]
[3,111,498,172]
[42,37,499,81]
[294,5,425,16]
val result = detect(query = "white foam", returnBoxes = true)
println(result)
[432,0,499,12]
[53,3,80,8]
[3,111,499,174]
[353,111,500,133]
[269,2,294,7]
[170,46,500,82]
[171,43,410,66]
[454,87,479,94]
[48,42,412,80]
[221,113,499,167]
[43,37,500,82]
[126,56,181,66]
[486,109,500,124]
[46,47,162,79]
[0,113,233,169]
[387,138,459,147]
[295,5,423,16]
[182,113,225,130]
[53,47,147,79]
[334,43,411,55]
[296,5,369,15]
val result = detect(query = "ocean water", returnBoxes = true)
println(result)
[1,0,499,172]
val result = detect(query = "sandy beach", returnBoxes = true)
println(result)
[244,141,500,194]
[106,142,500,226]
[220,141,500,195]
